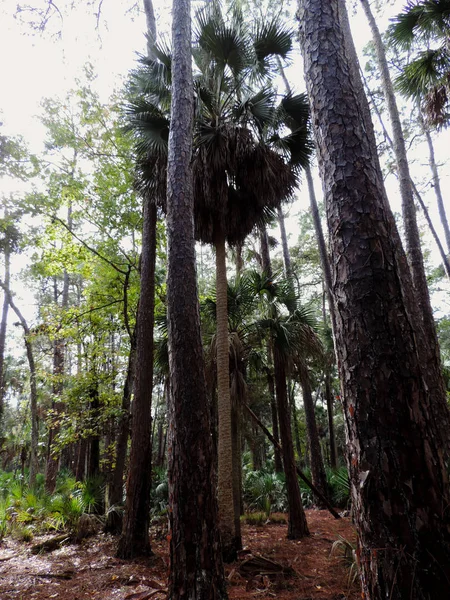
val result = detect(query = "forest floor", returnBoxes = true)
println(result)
[0,510,359,600]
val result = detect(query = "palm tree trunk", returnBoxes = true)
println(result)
[272,348,309,539]
[215,232,240,561]
[258,225,272,276]
[359,0,450,452]
[299,1,450,597]
[117,201,156,559]
[166,0,227,591]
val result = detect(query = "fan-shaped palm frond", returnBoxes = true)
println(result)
[389,0,450,125]
[389,0,450,50]
[195,7,250,77]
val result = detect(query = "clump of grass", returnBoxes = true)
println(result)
[241,512,267,526]
[267,512,287,524]
[331,534,359,586]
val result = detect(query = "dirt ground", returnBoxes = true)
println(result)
[0,510,359,600]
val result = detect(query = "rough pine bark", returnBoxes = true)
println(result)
[298,1,450,598]
[116,201,157,559]
[165,0,227,593]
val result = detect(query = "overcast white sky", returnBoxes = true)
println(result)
[0,0,449,316]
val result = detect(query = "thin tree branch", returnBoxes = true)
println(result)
[50,215,128,275]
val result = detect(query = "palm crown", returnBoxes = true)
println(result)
[389,0,450,126]
[125,3,312,240]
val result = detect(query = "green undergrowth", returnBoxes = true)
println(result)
[0,470,104,542]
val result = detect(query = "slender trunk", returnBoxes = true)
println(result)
[46,203,72,493]
[259,229,283,471]
[359,0,450,452]
[0,286,39,487]
[288,381,302,465]
[117,201,156,559]
[420,111,450,255]
[75,439,87,481]
[273,348,309,539]
[306,165,338,336]
[105,328,136,533]
[258,226,272,277]
[215,233,239,561]
[166,0,227,591]
[231,401,242,537]
[298,366,328,501]
[299,2,450,597]
[324,374,337,469]
[235,242,243,278]
[143,0,156,55]
[26,336,39,489]
[362,72,450,279]
[277,207,292,277]
[267,362,283,472]
[411,181,450,278]
[0,240,10,430]
[87,374,100,480]
[243,401,340,518]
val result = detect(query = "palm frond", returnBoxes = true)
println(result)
[395,47,450,97]
[196,9,250,77]
[252,18,293,63]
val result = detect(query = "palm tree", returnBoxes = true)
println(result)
[389,0,450,126]
[251,272,322,538]
[127,4,312,559]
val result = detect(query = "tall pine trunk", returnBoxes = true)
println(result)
[166,0,227,592]
[117,201,156,559]
[299,1,450,597]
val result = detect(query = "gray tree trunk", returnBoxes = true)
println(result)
[0,234,10,430]
[419,110,450,256]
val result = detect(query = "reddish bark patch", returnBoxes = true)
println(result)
[0,510,358,600]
